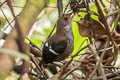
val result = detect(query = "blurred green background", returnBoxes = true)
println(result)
[1,0,120,80]
[0,0,110,60]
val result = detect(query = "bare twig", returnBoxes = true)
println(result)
[0,0,6,7]
[112,11,120,32]
[6,0,30,75]
[47,24,56,39]
[92,70,120,80]
[107,0,116,26]
[95,0,119,64]
[89,43,106,80]
[57,0,63,17]
[30,54,47,80]
[0,8,13,28]
[100,0,108,13]
[0,0,49,79]
[61,63,81,79]
[3,15,19,31]
[106,9,120,18]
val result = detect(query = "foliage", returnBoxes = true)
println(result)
[0,0,120,80]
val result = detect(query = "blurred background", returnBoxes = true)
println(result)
[0,0,90,58]
[1,0,120,79]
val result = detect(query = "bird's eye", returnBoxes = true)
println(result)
[64,17,68,21]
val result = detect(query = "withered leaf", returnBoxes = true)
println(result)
[77,19,108,39]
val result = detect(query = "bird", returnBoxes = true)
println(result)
[42,13,74,64]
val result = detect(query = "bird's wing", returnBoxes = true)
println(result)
[50,40,67,55]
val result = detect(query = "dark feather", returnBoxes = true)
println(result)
[51,40,67,54]
[42,13,74,64]
[42,40,67,64]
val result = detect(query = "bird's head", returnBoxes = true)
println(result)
[57,13,74,27]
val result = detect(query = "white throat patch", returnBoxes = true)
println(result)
[49,45,60,55]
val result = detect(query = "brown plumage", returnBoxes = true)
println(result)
[42,14,74,64]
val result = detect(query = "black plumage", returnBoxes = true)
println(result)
[43,40,67,64]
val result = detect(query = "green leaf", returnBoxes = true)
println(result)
[0,29,5,39]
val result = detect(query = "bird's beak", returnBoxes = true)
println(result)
[69,13,74,20]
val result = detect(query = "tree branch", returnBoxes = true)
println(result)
[0,0,49,79]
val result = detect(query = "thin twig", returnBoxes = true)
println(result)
[112,11,120,32]
[88,43,120,53]
[89,40,108,80]
[106,9,120,18]
[100,0,108,13]
[61,63,81,79]
[0,0,6,7]
[88,44,102,78]
[60,42,89,78]
[57,0,63,17]
[95,0,119,63]
[30,54,47,80]
[47,24,56,39]
[92,70,120,80]
[0,8,13,28]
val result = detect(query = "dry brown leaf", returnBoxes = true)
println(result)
[77,19,108,39]
[113,31,120,44]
